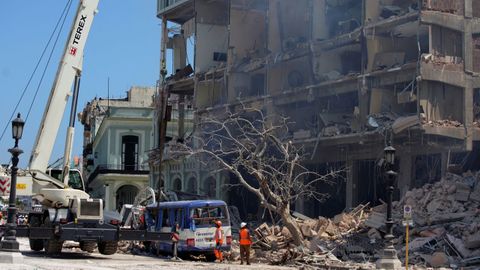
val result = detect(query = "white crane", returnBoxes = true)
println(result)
[30,0,99,185]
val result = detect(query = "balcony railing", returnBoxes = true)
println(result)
[87,164,150,184]
[157,0,190,15]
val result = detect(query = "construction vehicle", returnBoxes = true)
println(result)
[0,0,169,254]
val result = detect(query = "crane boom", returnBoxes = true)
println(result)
[29,0,99,172]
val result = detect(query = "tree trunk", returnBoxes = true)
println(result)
[279,206,304,246]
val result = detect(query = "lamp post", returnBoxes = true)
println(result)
[0,113,24,252]
[376,144,402,270]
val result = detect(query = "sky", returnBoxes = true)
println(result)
[0,0,162,167]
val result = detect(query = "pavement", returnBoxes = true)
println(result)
[0,238,295,270]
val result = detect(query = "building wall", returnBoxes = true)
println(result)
[156,0,480,217]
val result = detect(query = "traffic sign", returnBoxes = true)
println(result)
[403,205,412,220]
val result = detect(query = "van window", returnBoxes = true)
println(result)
[161,208,170,227]
[174,208,183,228]
[190,206,228,226]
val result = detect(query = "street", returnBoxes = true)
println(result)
[0,239,295,270]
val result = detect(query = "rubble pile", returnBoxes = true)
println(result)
[389,172,480,268]
[251,171,480,269]
[423,119,463,128]
[251,204,375,269]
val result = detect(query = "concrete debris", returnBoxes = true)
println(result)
[393,171,480,267]
[250,171,480,268]
[423,119,463,128]
[251,204,376,268]
[423,0,463,14]
[391,115,420,134]
[428,251,449,267]
[373,52,405,70]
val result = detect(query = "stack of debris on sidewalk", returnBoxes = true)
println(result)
[251,171,480,269]
[389,171,480,268]
[251,204,376,269]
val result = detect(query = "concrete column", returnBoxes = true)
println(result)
[464,10,474,150]
[346,160,354,210]
[441,151,450,177]
[398,155,412,198]
[104,183,111,211]
[465,0,473,18]
[178,95,185,140]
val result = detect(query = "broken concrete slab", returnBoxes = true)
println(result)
[465,232,480,249]
[446,234,471,259]
[373,52,405,70]
[392,115,420,134]
[365,211,385,229]
[429,251,449,267]
[454,182,471,202]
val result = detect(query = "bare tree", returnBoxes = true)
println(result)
[172,106,340,245]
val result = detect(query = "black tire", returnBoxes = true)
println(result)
[44,239,64,255]
[29,215,44,251]
[143,241,152,253]
[29,239,44,251]
[205,253,217,262]
[98,241,118,255]
[80,241,97,253]
[43,215,63,255]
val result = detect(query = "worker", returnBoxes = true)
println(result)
[171,222,180,260]
[214,220,224,262]
[239,222,252,265]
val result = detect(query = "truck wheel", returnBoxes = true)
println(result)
[29,215,44,251]
[44,239,64,255]
[98,241,118,255]
[43,215,63,255]
[29,239,44,251]
[80,241,97,253]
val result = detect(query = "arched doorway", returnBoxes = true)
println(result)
[172,178,182,191]
[203,177,216,198]
[186,177,197,194]
[116,185,139,210]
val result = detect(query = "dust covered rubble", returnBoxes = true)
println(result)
[250,171,480,269]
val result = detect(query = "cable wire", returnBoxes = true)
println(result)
[26,0,74,122]
[0,0,73,143]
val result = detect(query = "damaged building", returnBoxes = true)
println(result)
[153,0,480,218]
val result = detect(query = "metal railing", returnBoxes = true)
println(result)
[87,164,150,184]
[157,0,189,15]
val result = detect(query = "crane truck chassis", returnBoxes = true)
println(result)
[3,215,169,255]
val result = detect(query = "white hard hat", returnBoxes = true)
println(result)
[240,222,247,228]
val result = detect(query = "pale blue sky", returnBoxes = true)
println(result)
[0,0,162,167]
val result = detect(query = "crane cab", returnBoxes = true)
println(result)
[46,168,85,192]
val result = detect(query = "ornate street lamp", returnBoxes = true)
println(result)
[376,144,402,270]
[0,113,24,252]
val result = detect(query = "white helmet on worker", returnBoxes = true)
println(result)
[240,222,247,228]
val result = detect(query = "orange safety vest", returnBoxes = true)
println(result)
[239,228,252,245]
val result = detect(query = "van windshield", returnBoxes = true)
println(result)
[190,205,228,226]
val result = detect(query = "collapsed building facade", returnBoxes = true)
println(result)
[153,0,480,218]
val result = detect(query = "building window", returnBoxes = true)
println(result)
[187,177,197,194]
[172,178,182,191]
[203,177,216,198]
[122,135,139,171]
[116,185,139,211]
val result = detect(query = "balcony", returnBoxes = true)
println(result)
[157,0,194,23]
[87,164,150,184]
